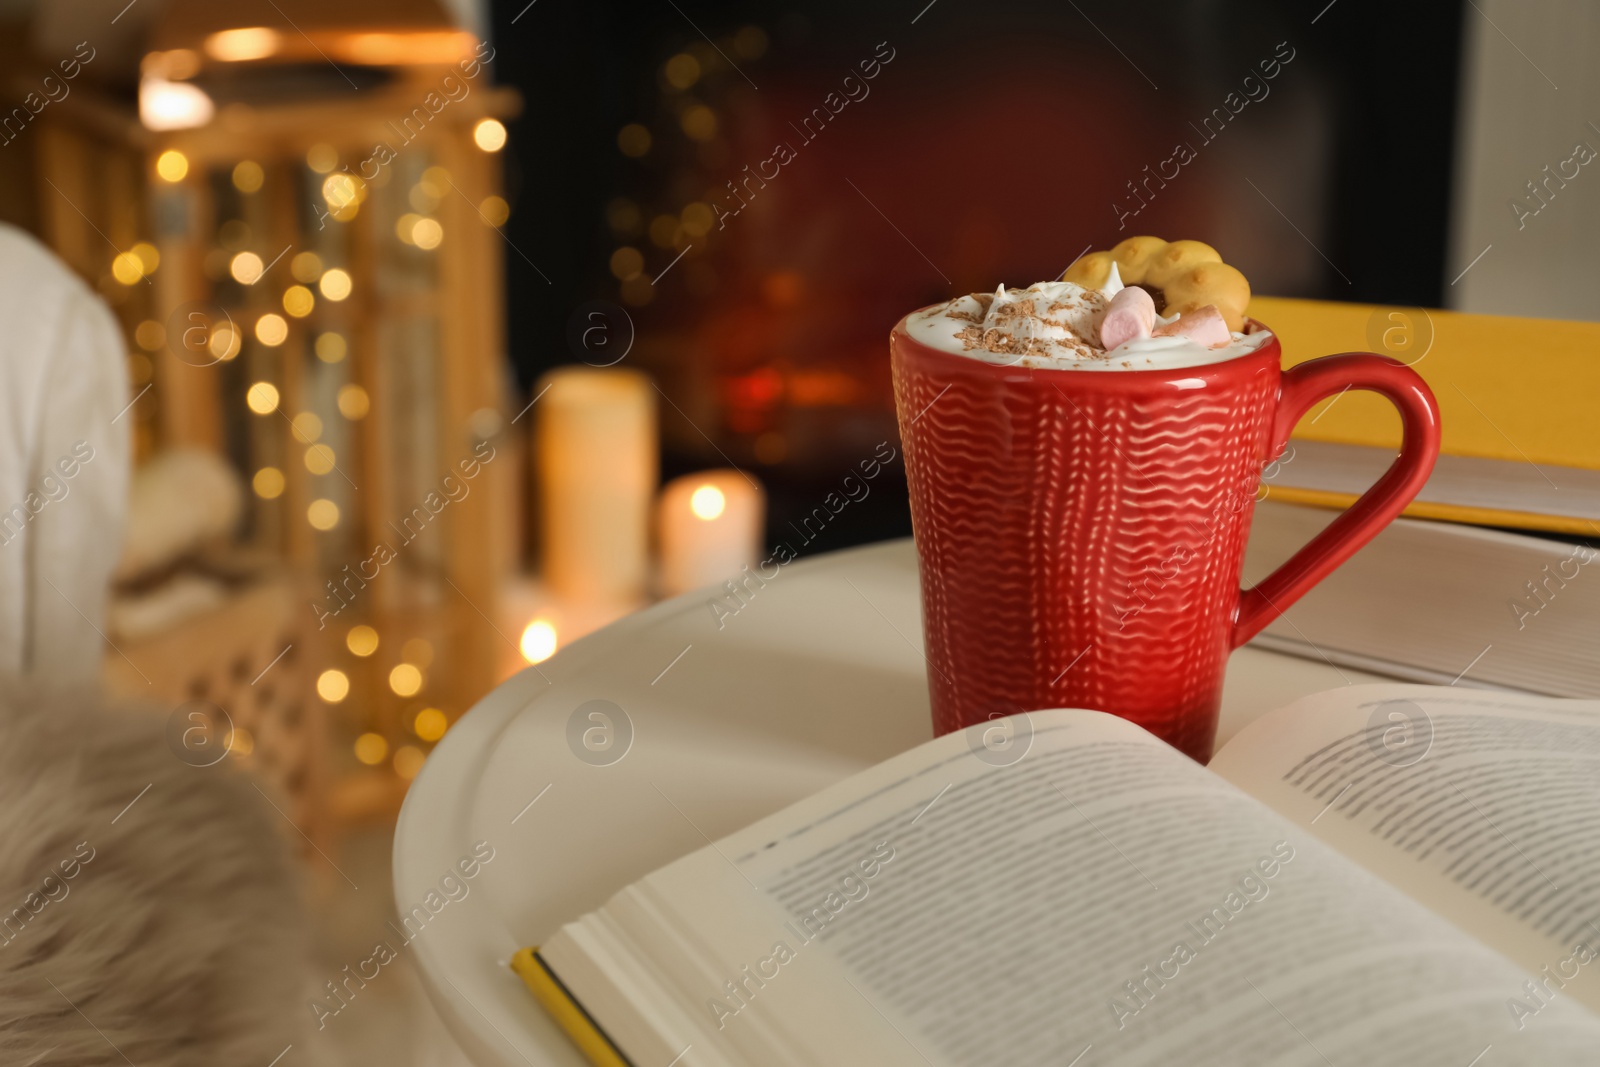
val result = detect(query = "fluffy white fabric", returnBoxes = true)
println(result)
[114,448,244,584]
[0,683,308,1064]
[0,225,129,685]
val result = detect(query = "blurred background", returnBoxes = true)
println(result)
[0,0,1592,1060]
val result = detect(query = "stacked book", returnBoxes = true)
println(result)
[1243,296,1600,696]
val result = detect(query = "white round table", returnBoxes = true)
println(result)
[392,539,1390,1066]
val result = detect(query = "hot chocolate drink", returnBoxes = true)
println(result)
[906,237,1267,372]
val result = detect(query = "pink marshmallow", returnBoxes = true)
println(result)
[1153,305,1231,349]
[1099,286,1155,351]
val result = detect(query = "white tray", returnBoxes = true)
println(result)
[392,539,1388,1066]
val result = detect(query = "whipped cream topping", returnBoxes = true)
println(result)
[905,264,1272,371]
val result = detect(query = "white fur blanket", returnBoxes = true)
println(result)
[0,684,307,1064]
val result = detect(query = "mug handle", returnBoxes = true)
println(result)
[1232,353,1441,648]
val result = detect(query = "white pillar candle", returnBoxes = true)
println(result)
[657,469,765,597]
[536,368,657,606]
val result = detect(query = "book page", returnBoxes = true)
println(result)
[1211,683,1600,1023]
[545,708,1600,1066]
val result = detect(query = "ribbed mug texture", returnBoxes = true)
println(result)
[892,326,1284,762]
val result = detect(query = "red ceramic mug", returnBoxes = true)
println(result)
[891,317,1440,762]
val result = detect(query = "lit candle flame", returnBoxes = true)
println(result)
[520,619,558,664]
[690,484,726,521]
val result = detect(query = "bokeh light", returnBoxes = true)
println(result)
[479,196,510,226]
[304,444,336,475]
[320,269,352,301]
[649,215,680,249]
[316,669,349,703]
[691,484,726,520]
[520,619,558,664]
[283,285,315,317]
[354,732,388,765]
[413,707,448,742]
[315,333,347,363]
[252,467,285,499]
[111,252,145,285]
[411,218,443,250]
[232,160,264,193]
[206,27,282,62]
[680,202,714,236]
[155,150,189,182]
[680,105,717,142]
[246,382,280,414]
[346,625,379,657]
[322,172,357,208]
[255,313,288,346]
[306,143,338,174]
[337,383,370,420]
[209,324,241,361]
[609,247,643,281]
[291,412,322,442]
[307,498,340,530]
[472,118,507,151]
[664,53,701,89]
[389,663,423,697]
[230,251,264,284]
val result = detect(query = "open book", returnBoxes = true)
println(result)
[513,685,1600,1065]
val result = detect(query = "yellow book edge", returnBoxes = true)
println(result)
[511,946,633,1067]
[1261,485,1600,539]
